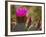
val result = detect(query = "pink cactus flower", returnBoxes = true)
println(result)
[16,7,28,17]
